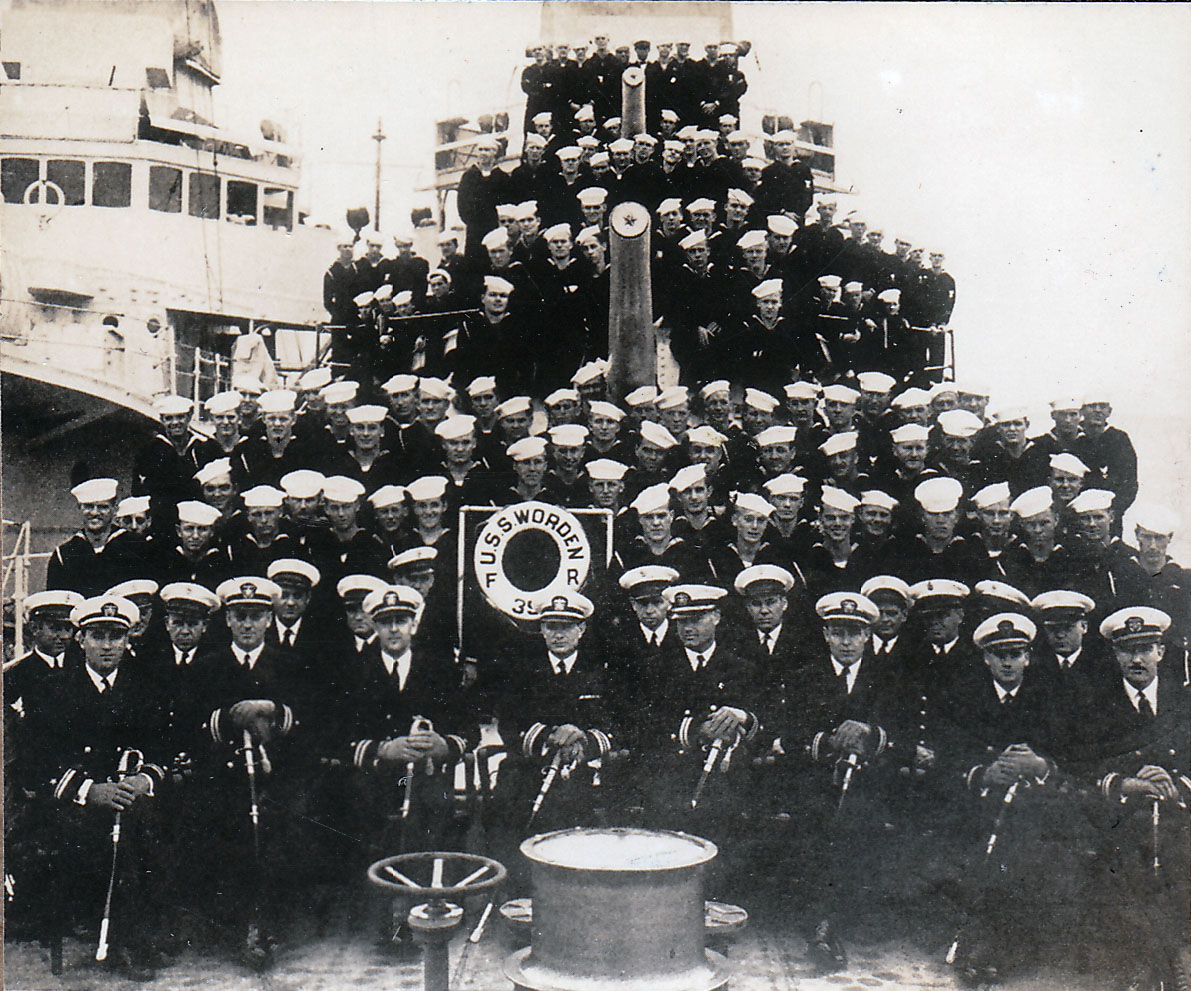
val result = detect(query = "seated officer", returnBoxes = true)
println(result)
[5,590,83,732]
[1082,606,1189,991]
[479,592,612,890]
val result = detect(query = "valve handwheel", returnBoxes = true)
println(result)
[367,850,506,901]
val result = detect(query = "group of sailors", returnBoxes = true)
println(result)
[6,354,1188,989]
[323,50,956,395]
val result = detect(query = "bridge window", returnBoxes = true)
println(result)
[149,165,183,213]
[1,157,37,203]
[226,179,258,225]
[189,172,220,219]
[48,160,86,206]
[3,62,20,81]
[93,162,132,208]
[263,187,293,231]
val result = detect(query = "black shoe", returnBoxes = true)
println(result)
[108,946,157,982]
[806,919,847,974]
[240,924,274,972]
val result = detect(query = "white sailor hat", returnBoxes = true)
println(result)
[388,546,438,575]
[232,376,265,397]
[481,228,510,251]
[336,574,388,601]
[630,483,673,515]
[532,111,553,126]
[819,431,858,457]
[662,141,685,154]
[718,111,739,124]
[1010,486,1053,518]
[727,132,749,146]
[736,230,767,250]
[890,424,930,444]
[974,580,1032,610]
[587,401,624,422]
[625,386,659,408]
[205,390,242,415]
[1048,396,1082,412]
[280,470,326,499]
[241,485,286,509]
[1049,452,1090,477]
[571,360,608,386]
[363,584,424,620]
[574,104,595,121]
[743,388,780,412]
[664,584,728,615]
[353,291,375,307]
[694,129,720,142]
[104,579,158,602]
[435,414,477,441]
[699,380,731,400]
[258,389,298,415]
[677,125,699,140]
[382,374,419,394]
[496,396,533,418]
[524,135,549,154]
[742,157,767,170]
[843,280,865,293]
[655,385,690,410]
[915,476,964,513]
[195,458,233,487]
[115,495,151,517]
[909,578,971,606]
[669,464,707,492]
[1031,589,1096,619]
[548,424,589,447]
[576,226,603,246]
[508,437,548,461]
[937,409,984,438]
[764,473,807,497]
[295,367,333,392]
[483,274,515,294]
[437,229,461,244]
[685,198,716,216]
[535,591,594,622]
[216,577,281,608]
[1068,489,1115,514]
[766,215,797,236]
[71,477,119,504]
[1133,503,1180,536]
[856,371,897,394]
[860,490,898,511]
[345,404,388,427]
[861,575,912,605]
[821,486,860,513]
[619,565,680,598]
[586,459,629,481]
[320,381,359,406]
[577,187,607,207]
[890,387,932,409]
[929,382,958,402]
[991,403,1029,422]
[405,476,448,501]
[639,421,679,450]
[822,384,860,404]
[772,128,798,143]
[726,188,755,206]
[752,279,783,300]
[159,582,220,615]
[755,425,797,447]
[392,290,413,307]
[972,481,1012,509]
[176,501,222,526]
[679,230,708,251]
[875,289,901,305]
[815,592,879,625]
[267,558,322,588]
[556,146,583,161]
[372,284,395,303]
[661,109,680,123]
[608,138,634,154]
[588,151,611,167]
[475,134,501,152]
[634,133,658,146]
[817,274,843,290]
[321,476,365,504]
[545,387,580,406]
[71,594,140,630]
[155,394,194,417]
[418,377,455,401]
[784,381,820,401]
[368,485,407,509]
[734,492,775,518]
[686,425,727,447]
[657,198,683,216]
[1099,606,1171,646]
[467,376,498,397]
[1081,390,1112,407]
[973,613,1037,650]
[735,564,794,596]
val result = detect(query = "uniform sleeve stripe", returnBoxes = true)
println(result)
[53,768,77,802]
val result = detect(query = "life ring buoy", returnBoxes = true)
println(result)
[473,501,592,619]
[24,180,64,223]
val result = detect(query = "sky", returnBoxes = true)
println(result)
[210,1,1191,537]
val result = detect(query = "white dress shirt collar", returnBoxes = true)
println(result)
[382,648,413,690]
[1126,677,1159,715]
[830,656,861,693]
[684,643,717,672]
[549,651,579,676]
[641,619,668,646]
[232,642,265,670]
[85,664,117,692]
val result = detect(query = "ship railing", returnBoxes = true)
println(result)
[2,521,51,658]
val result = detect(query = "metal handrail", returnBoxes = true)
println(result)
[2,521,52,656]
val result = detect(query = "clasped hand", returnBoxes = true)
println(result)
[1121,764,1179,802]
[546,724,586,764]
[377,730,448,765]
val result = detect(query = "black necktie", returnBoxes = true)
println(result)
[283,629,294,649]
[649,632,658,648]
[1136,691,1155,720]
[696,653,706,669]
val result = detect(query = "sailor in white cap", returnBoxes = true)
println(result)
[1075,394,1138,539]
[968,481,1015,573]
[105,578,159,648]
[820,431,869,496]
[875,422,934,510]
[1046,451,1090,510]
[1065,488,1152,612]
[760,127,814,225]
[754,425,798,479]
[933,408,985,486]
[624,483,690,576]
[544,387,581,426]
[201,390,245,459]
[585,400,625,458]
[760,473,810,549]
[668,464,716,544]
[1002,486,1067,590]
[741,388,780,436]
[978,402,1041,494]
[464,375,499,433]
[504,436,551,504]
[822,384,860,434]
[135,393,202,535]
[897,477,968,584]
[47,477,137,597]
[634,422,680,489]
[585,458,630,513]
[545,424,590,503]
[707,493,779,588]
[435,415,489,506]
[857,490,899,555]
[655,386,692,442]
[194,457,238,523]
[226,485,290,574]
[494,396,534,450]
[1128,506,1188,647]
[157,501,226,588]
